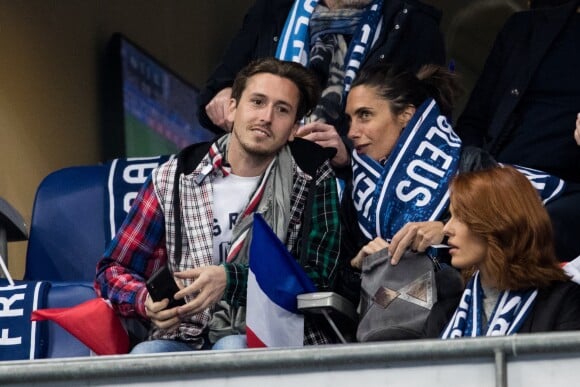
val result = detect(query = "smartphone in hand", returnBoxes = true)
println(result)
[146,265,186,309]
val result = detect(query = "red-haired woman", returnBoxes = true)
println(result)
[425,166,580,338]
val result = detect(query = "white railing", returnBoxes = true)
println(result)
[1,331,580,386]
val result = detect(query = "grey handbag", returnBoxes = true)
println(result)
[356,249,437,342]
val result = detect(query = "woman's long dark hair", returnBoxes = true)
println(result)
[350,63,463,119]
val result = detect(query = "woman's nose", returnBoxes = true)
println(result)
[443,220,452,236]
[347,124,358,140]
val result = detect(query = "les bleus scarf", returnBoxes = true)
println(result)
[276,0,382,125]
[441,271,538,338]
[350,98,567,241]
[351,99,462,240]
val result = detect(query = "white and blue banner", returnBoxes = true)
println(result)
[275,0,319,66]
[105,155,173,240]
[0,280,50,360]
[441,271,538,338]
[275,0,382,97]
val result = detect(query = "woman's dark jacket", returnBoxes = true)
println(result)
[424,280,580,337]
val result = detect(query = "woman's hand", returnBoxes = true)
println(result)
[350,237,389,270]
[389,221,445,265]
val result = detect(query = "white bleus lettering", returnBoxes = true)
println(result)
[450,288,471,338]
[395,116,460,206]
[352,163,376,219]
[291,0,316,64]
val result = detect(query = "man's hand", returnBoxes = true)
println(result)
[205,87,233,132]
[350,237,389,270]
[389,221,445,265]
[295,121,349,167]
[574,112,580,146]
[144,294,181,330]
[174,265,227,317]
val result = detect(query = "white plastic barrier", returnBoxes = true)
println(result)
[1,331,580,386]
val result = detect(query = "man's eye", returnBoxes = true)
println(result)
[276,106,289,114]
[251,99,263,105]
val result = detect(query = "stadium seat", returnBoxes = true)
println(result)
[1,165,111,359]
[24,165,109,282]
[0,156,169,360]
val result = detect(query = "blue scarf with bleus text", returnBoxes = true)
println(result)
[502,164,566,205]
[441,271,538,338]
[350,99,567,241]
[351,99,462,240]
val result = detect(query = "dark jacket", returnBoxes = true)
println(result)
[424,280,580,338]
[455,0,580,261]
[455,0,580,181]
[198,0,445,134]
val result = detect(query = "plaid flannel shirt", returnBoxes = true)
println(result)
[94,144,341,344]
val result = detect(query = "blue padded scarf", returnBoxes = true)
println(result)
[441,272,538,338]
[351,99,566,241]
[351,99,461,240]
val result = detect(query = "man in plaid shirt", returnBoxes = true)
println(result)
[95,58,342,353]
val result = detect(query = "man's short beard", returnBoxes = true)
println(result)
[232,125,279,160]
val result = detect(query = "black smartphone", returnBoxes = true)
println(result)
[146,265,185,309]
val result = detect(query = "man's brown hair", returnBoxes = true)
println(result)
[231,57,321,123]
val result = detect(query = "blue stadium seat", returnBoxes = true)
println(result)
[19,164,110,358]
[1,158,165,359]
[24,165,108,282]
[43,282,96,358]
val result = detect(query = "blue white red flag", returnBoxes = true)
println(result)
[246,214,316,348]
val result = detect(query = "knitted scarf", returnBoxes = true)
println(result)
[207,135,294,266]
[276,0,382,124]
[441,271,538,338]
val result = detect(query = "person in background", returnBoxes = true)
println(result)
[198,0,446,168]
[424,166,580,338]
[455,0,580,261]
[95,58,342,353]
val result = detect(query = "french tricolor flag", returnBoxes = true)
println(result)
[246,214,316,348]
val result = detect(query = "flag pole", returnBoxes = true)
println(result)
[0,252,15,286]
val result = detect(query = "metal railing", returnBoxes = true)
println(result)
[1,331,580,386]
